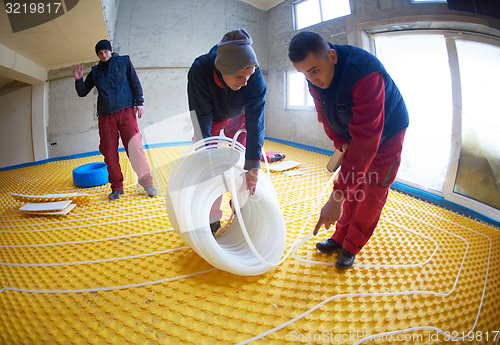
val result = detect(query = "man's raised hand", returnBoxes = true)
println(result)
[72,65,83,80]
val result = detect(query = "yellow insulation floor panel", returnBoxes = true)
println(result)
[0,140,499,345]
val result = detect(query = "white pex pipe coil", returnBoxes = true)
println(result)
[166,134,287,276]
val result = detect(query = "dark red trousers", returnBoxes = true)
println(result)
[209,114,246,221]
[210,114,247,146]
[98,107,153,191]
[332,129,406,255]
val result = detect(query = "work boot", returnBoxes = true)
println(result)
[316,238,342,253]
[145,185,158,197]
[109,190,124,201]
[210,220,221,236]
[335,249,356,269]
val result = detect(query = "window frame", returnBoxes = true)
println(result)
[292,0,351,31]
[409,0,447,4]
[370,29,500,221]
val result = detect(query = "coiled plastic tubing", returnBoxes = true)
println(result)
[166,133,287,276]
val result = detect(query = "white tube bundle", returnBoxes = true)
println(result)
[166,135,287,276]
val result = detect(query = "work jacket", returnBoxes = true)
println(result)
[75,53,144,116]
[309,44,409,196]
[188,45,266,170]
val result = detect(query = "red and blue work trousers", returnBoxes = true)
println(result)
[98,107,153,191]
[332,129,406,255]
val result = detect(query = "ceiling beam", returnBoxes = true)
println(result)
[0,43,47,84]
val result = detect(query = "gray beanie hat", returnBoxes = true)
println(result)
[215,29,258,75]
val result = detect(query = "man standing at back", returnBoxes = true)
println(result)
[188,29,266,234]
[73,39,158,201]
[288,31,409,269]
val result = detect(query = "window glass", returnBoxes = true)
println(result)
[454,40,500,210]
[321,0,351,22]
[294,0,350,30]
[375,34,453,192]
[295,0,321,30]
[287,70,314,110]
[307,92,315,107]
[289,72,306,106]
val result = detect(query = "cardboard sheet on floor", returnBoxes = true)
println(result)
[283,170,304,177]
[24,203,76,215]
[20,200,72,212]
[11,192,91,203]
[267,160,302,172]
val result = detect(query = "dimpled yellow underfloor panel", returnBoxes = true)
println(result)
[0,140,499,345]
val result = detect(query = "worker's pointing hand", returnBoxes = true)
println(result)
[313,190,345,236]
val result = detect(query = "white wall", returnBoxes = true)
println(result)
[46,0,268,158]
[111,0,269,147]
[0,86,33,168]
[31,81,49,161]
[102,0,120,42]
[44,0,500,159]
[136,69,194,144]
[265,0,348,151]
[47,74,100,158]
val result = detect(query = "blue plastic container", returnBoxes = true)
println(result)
[72,162,109,188]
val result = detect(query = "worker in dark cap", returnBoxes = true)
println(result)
[72,39,158,200]
[187,29,266,234]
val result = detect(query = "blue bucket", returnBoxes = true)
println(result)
[72,162,109,188]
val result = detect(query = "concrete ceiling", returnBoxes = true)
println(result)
[239,0,285,11]
[0,0,107,85]
[0,0,282,86]
[0,75,11,88]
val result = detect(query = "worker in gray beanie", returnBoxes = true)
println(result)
[215,29,258,75]
[187,28,266,236]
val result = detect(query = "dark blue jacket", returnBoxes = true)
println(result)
[311,44,409,146]
[309,44,409,197]
[75,53,144,116]
[188,45,266,170]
